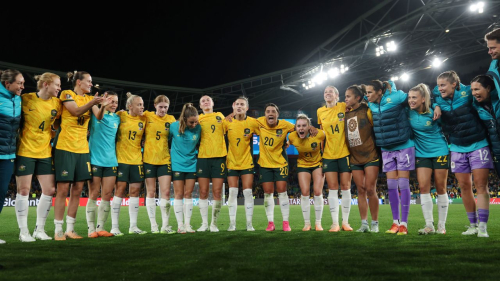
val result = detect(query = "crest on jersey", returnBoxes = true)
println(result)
[386,98,392,103]
[461,91,467,97]
[165,122,171,130]
[311,142,318,150]
[51,109,57,117]
[192,135,197,140]
[425,121,432,126]
[138,122,144,130]
[338,112,344,121]
[18,165,26,172]
[244,128,250,134]
[66,94,72,99]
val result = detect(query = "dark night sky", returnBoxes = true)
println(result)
[1,1,377,89]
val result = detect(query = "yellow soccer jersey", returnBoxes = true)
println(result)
[198,112,227,158]
[17,92,62,158]
[223,116,259,170]
[256,117,295,168]
[56,90,93,153]
[317,103,350,159]
[143,111,176,165]
[116,111,147,165]
[289,131,326,168]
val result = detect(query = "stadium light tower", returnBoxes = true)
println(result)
[432,57,442,68]
[401,73,410,81]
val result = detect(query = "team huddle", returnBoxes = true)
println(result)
[0,28,500,243]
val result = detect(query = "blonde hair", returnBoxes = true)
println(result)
[325,85,339,103]
[125,92,141,110]
[154,95,170,105]
[295,113,311,127]
[409,83,431,113]
[437,70,461,90]
[179,103,198,134]
[34,72,60,90]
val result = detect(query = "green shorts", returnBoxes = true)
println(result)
[416,156,449,169]
[91,165,117,178]
[15,156,54,176]
[172,171,197,181]
[144,163,172,178]
[54,149,92,182]
[196,157,227,178]
[350,158,380,171]
[259,166,289,183]
[296,165,322,174]
[227,168,254,177]
[323,157,351,173]
[117,163,144,183]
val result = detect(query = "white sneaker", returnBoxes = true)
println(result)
[0,238,5,244]
[151,225,159,234]
[210,224,219,233]
[478,225,489,238]
[19,232,36,242]
[161,226,176,234]
[227,222,236,231]
[370,223,379,233]
[110,228,124,236]
[436,223,446,234]
[418,225,436,235]
[247,223,255,231]
[356,224,370,233]
[177,225,186,234]
[185,225,196,233]
[129,226,147,235]
[33,230,52,240]
[462,225,478,235]
[197,223,209,232]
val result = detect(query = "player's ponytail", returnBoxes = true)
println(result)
[34,72,60,90]
[438,70,461,91]
[67,70,90,88]
[126,92,141,110]
[409,83,431,113]
[179,103,198,134]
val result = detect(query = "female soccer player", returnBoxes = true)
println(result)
[54,71,104,240]
[111,92,147,236]
[0,69,23,244]
[15,73,61,242]
[434,71,492,238]
[196,95,227,232]
[317,86,353,232]
[408,84,449,235]
[143,95,176,234]
[86,91,120,238]
[224,97,259,231]
[288,114,326,231]
[365,80,415,235]
[169,103,201,233]
[343,85,380,233]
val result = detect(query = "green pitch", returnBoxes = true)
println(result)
[0,204,499,280]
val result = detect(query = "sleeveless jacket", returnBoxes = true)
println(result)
[344,104,379,165]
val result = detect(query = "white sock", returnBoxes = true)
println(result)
[198,199,209,225]
[211,200,222,226]
[15,194,29,233]
[437,193,449,225]
[328,190,339,225]
[264,193,274,222]
[129,197,139,228]
[86,199,97,233]
[54,219,64,233]
[341,190,351,224]
[314,195,324,223]
[36,194,52,232]
[96,200,110,231]
[111,196,122,230]
[184,198,193,226]
[66,216,76,233]
[278,192,290,222]
[146,197,157,228]
[160,198,170,228]
[301,195,310,224]
[243,189,254,224]
[228,187,238,224]
[173,199,184,228]
[420,193,434,226]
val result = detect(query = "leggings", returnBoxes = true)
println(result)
[0,159,14,213]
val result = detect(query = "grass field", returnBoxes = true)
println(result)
[0,204,499,280]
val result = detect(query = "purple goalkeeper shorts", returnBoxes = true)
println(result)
[382,147,415,172]
[450,147,494,173]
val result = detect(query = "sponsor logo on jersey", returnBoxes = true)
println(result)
[18,165,26,172]
[138,122,144,130]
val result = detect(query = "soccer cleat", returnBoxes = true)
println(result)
[418,225,435,235]
[128,227,147,235]
[151,225,160,234]
[161,226,176,234]
[65,231,83,239]
[110,228,124,237]
[397,225,408,235]
[329,224,340,232]
[478,225,489,238]
[283,221,291,231]
[315,223,323,231]
[342,223,353,231]
[186,225,196,233]
[0,238,5,244]
[436,223,446,235]
[210,224,219,233]
[54,230,66,241]
[356,224,370,233]
[88,232,98,238]
[385,223,399,234]
[246,223,255,232]
[177,226,186,234]
[19,232,36,242]
[265,222,275,231]
[97,230,114,237]
[462,225,478,235]
[33,230,52,241]
[227,223,236,232]
[370,223,379,233]
[197,223,209,232]
[302,223,311,231]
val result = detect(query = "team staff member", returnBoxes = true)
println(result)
[317,86,353,232]
[0,69,23,245]
[15,73,61,242]
[196,95,226,233]
[86,91,120,238]
[169,103,201,234]
[143,95,176,234]
[344,85,380,233]
[224,97,259,231]
[408,84,449,235]
[53,71,104,241]
[288,115,326,231]
[111,93,147,236]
